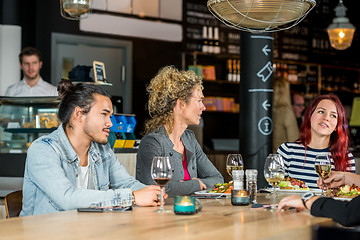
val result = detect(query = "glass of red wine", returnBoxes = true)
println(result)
[151,156,172,212]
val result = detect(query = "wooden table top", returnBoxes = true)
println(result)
[0,193,333,240]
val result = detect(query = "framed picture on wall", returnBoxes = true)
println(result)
[93,60,106,83]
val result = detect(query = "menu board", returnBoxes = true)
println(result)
[183,0,240,55]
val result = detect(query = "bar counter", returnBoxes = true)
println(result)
[0,193,334,240]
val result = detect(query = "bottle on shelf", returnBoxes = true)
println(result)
[202,26,209,53]
[227,59,233,82]
[208,26,214,54]
[236,59,240,82]
[282,63,288,80]
[213,27,221,54]
[232,59,237,82]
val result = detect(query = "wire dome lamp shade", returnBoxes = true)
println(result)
[60,0,91,20]
[207,0,316,33]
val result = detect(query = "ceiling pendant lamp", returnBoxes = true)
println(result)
[207,0,316,33]
[60,0,91,20]
[327,0,355,50]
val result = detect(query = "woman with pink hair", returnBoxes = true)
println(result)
[276,93,355,189]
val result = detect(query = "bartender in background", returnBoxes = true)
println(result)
[291,92,305,128]
[5,47,58,97]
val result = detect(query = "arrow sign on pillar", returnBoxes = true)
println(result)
[262,99,271,111]
[262,45,271,56]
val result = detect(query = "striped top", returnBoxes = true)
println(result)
[276,142,356,189]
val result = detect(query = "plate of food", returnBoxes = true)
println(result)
[278,177,310,191]
[267,177,321,193]
[194,181,233,196]
[326,184,360,200]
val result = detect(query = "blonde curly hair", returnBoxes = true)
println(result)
[273,76,292,109]
[143,66,203,134]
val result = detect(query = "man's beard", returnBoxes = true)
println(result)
[84,125,109,145]
[24,72,39,80]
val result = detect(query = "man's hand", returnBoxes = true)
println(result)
[277,195,319,212]
[133,185,167,207]
[192,177,207,190]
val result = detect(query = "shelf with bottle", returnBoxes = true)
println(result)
[183,52,240,84]
[320,64,360,95]
[183,24,241,83]
[273,60,320,86]
[273,59,360,94]
[201,26,221,55]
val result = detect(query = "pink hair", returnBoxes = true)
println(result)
[297,93,350,171]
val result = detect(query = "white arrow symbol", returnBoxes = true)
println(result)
[262,45,271,56]
[262,100,271,111]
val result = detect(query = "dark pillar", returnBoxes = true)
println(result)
[0,0,20,25]
[240,32,273,188]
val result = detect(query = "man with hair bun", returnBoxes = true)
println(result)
[21,79,163,216]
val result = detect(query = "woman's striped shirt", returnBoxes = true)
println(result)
[276,142,355,189]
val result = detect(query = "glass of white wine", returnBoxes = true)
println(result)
[314,154,332,196]
[264,154,285,211]
[226,154,244,177]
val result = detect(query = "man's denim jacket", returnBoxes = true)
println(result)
[20,125,146,216]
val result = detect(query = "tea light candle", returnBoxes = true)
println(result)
[231,189,250,206]
[174,196,195,214]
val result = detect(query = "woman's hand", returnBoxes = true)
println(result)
[192,177,207,190]
[317,171,345,190]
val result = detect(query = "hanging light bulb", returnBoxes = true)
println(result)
[327,0,355,50]
[207,0,316,33]
[60,0,91,20]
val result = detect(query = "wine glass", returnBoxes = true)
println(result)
[226,154,244,178]
[264,154,285,211]
[151,156,172,212]
[314,154,332,196]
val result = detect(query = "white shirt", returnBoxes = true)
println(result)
[4,77,58,97]
[77,160,90,189]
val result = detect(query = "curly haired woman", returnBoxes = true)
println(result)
[136,66,224,197]
[276,93,355,189]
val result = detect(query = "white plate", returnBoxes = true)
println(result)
[333,197,352,201]
[266,188,322,194]
[193,190,230,196]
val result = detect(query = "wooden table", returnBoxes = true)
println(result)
[0,193,333,240]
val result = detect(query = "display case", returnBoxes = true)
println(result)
[0,97,60,153]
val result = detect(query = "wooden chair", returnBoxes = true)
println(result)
[4,190,23,218]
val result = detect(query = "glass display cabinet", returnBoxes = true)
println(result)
[0,97,60,154]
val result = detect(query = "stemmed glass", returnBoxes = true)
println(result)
[264,154,285,211]
[314,154,332,196]
[226,154,244,178]
[151,156,172,212]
